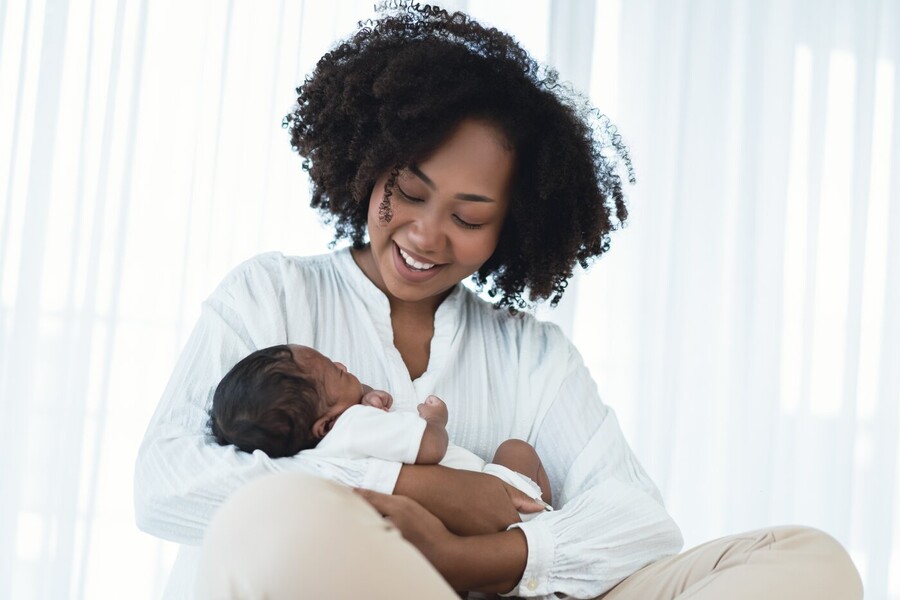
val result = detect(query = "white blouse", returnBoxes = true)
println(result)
[133,248,683,599]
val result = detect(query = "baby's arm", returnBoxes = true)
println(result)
[415,395,449,464]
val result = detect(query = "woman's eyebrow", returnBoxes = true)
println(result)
[409,164,436,189]
[409,164,496,203]
[455,193,494,203]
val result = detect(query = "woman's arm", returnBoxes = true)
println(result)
[497,326,683,598]
[439,530,528,592]
[372,324,681,598]
[388,320,683,598]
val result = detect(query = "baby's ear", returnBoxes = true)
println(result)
[311,415,330,440]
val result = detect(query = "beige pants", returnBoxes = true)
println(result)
[197,473,862,600]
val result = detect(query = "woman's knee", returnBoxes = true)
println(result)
[197,472,385,598]
[775,526,863,598]
[198,472,457,599]
[203,472,372,546]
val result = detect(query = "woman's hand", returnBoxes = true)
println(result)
[353,488,459,570]
[394,465,545,536]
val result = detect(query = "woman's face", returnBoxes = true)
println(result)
[362,119,514,305]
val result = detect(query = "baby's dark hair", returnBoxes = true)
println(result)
[208,345,321,458]
[284,1,633,311]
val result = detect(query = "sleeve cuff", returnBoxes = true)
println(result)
[504,518,555,597]
[361,458,403,494]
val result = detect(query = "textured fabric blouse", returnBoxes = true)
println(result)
[133,248,683,599]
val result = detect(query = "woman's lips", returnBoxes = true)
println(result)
[398,246,437,270]
[392,242,444,283]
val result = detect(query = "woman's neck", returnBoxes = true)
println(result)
[350,244,444,380]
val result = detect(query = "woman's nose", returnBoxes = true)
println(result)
[407,211,446,255]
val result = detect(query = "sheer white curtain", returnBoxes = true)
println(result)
[573,0,900,599]
[0,0,896,598]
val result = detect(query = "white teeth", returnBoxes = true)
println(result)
[398,247,436,270]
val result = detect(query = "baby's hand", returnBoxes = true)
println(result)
[417,395,448,426]
[361,387,393,411]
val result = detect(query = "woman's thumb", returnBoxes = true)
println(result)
[511,493,551,514]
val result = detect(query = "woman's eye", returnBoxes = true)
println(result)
[397,185,482,229]
[396,186,423,203]
[453,215,483,230]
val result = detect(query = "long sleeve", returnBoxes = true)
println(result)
[133,254,401,545]
[504,327,683,599]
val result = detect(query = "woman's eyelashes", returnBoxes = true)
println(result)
[396,185,423,203]
[452,214,482,230]
[396,186,484,230]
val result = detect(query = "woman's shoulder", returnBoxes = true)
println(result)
[216,249,344,289]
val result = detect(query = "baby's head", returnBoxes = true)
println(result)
[209,344,366,457]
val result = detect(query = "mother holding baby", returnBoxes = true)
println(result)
[134,4,861,599]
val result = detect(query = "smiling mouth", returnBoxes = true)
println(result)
[398,246,437,271]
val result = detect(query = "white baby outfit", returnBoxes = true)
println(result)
[309,403,546,515]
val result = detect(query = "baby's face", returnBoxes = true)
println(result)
[287,344,365,439]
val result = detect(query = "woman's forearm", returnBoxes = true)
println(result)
[440,529,528,593]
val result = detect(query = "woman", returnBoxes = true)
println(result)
[134,4,861,599]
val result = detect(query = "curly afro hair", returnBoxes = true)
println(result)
[284,1,633,310]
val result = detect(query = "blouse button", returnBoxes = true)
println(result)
[526,578,538,591]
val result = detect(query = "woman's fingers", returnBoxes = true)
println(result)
[354,488,403,516]
[353,488,458,573]
[353,488,435,529]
